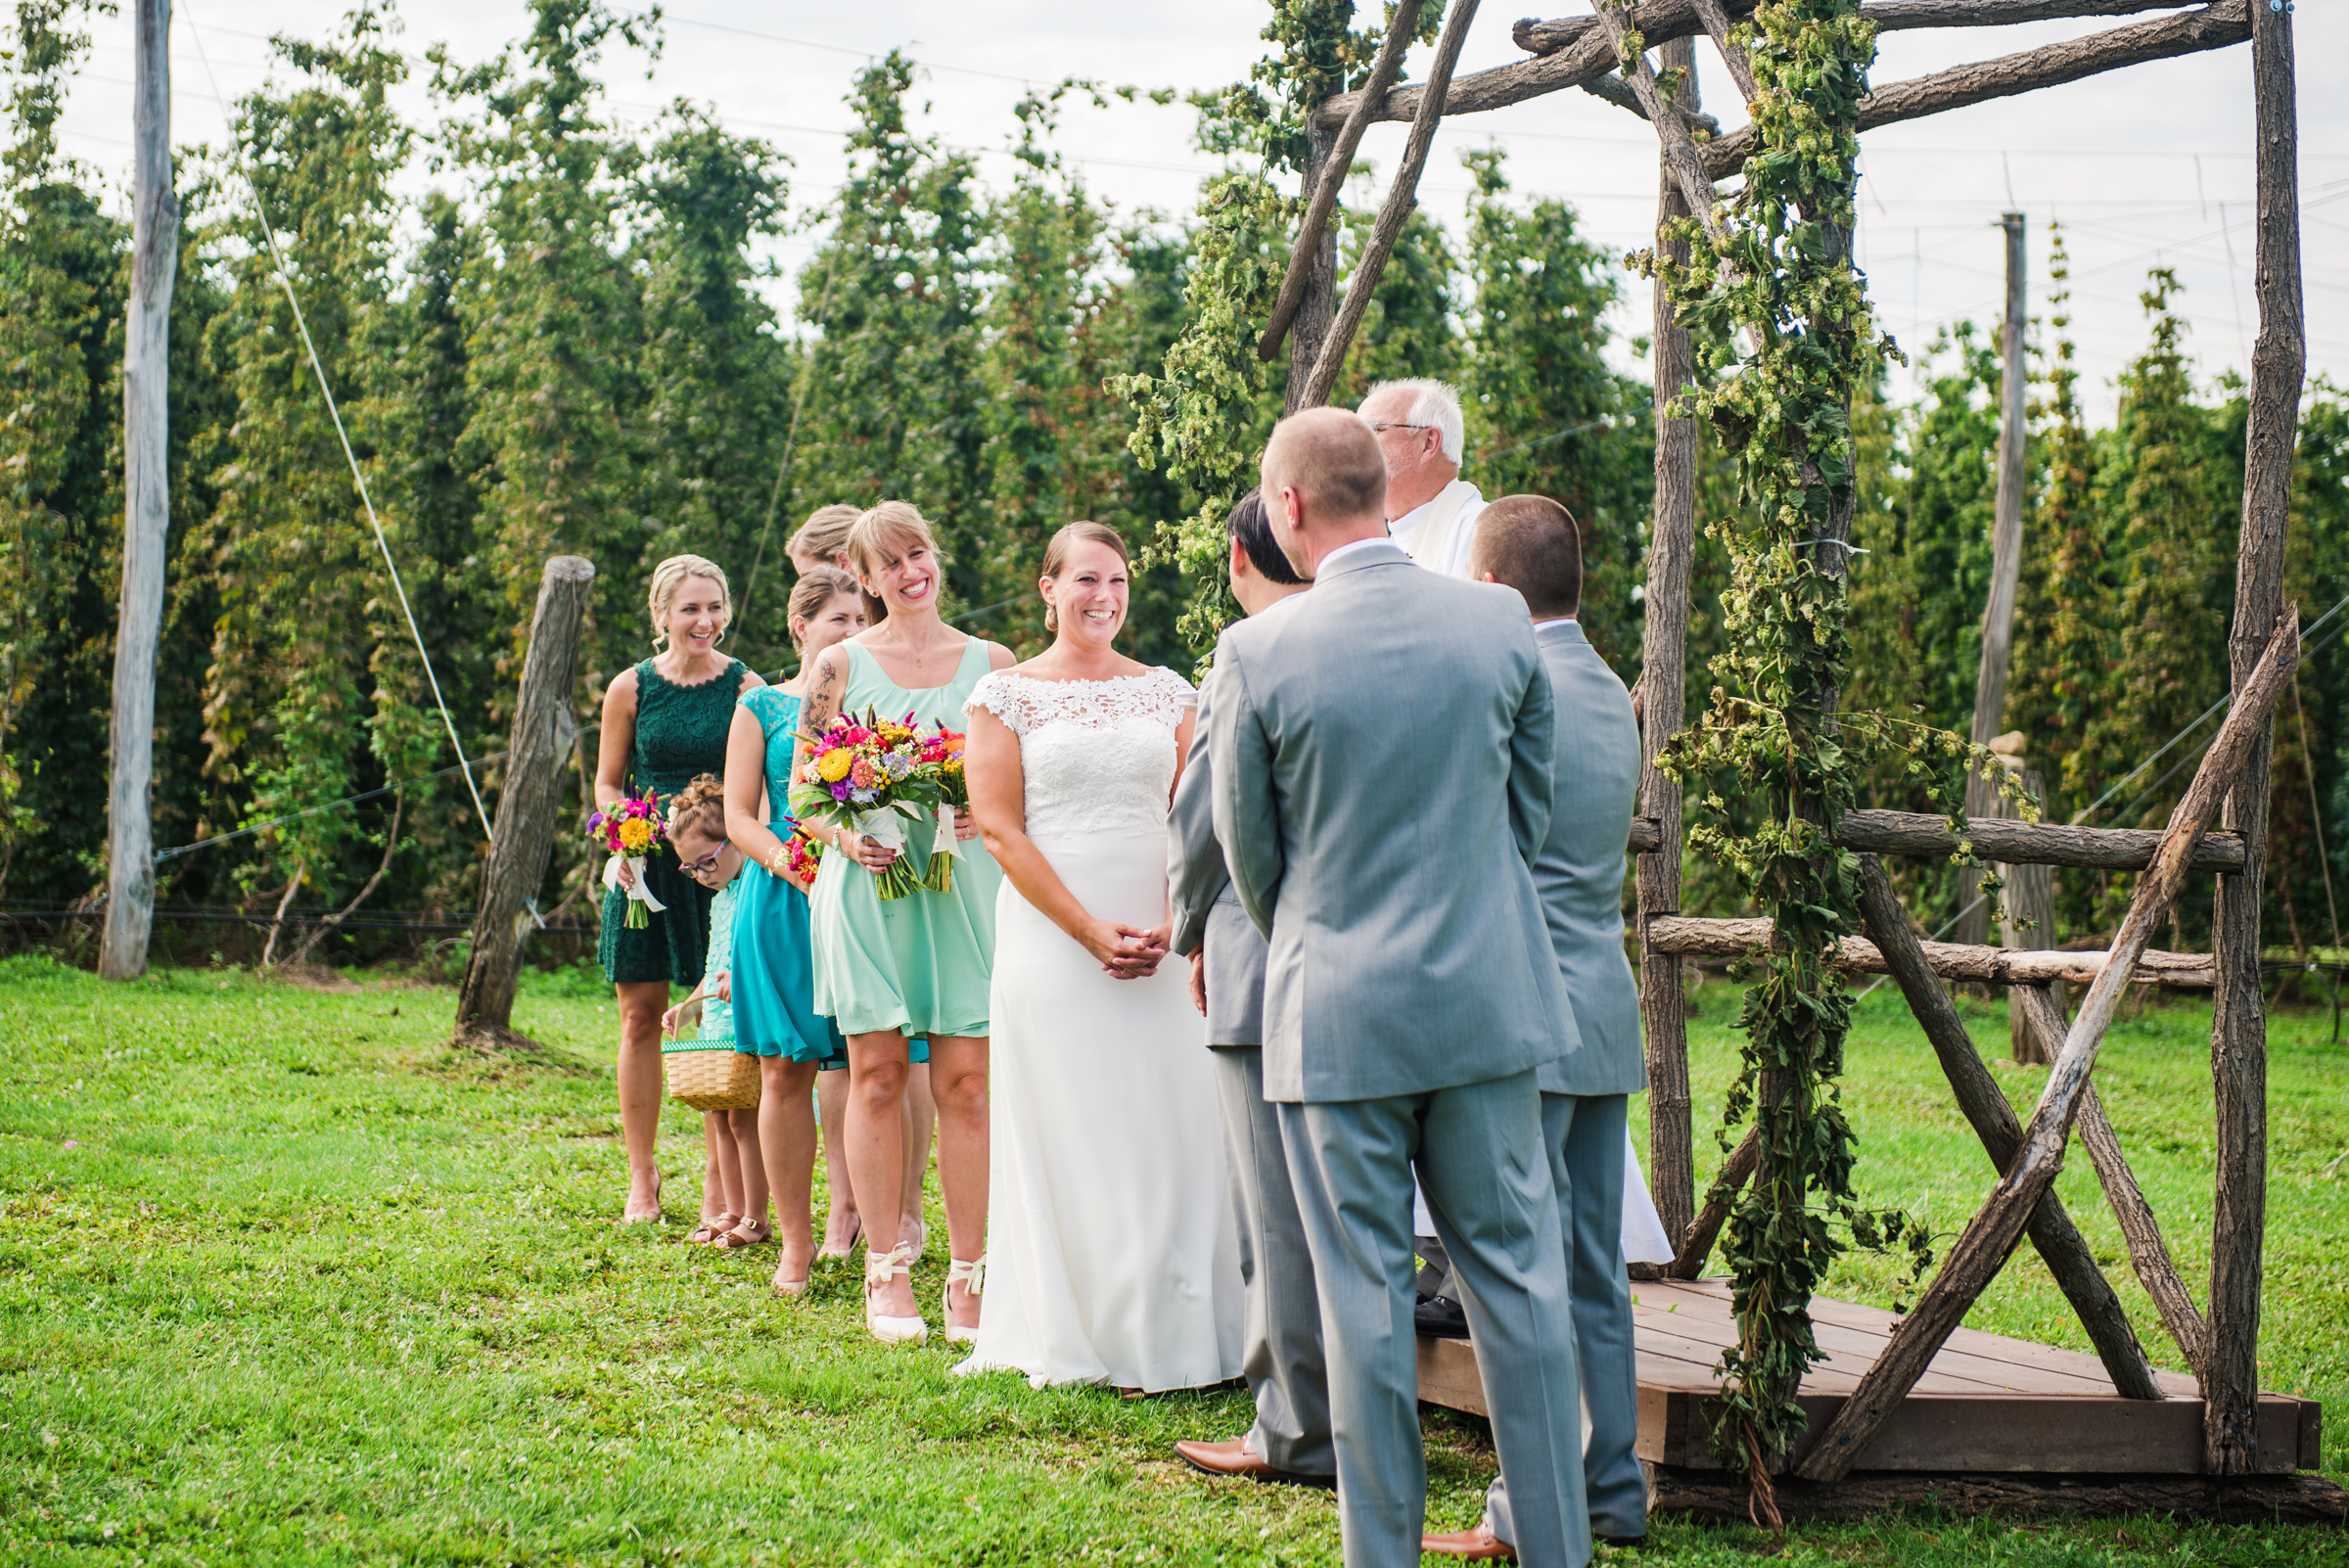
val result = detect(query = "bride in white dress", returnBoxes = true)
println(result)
[956,522,1244,1392]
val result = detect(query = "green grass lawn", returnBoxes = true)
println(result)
[1,952,2342,1566]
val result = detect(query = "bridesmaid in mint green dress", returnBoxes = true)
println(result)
[797,502,1011,1346]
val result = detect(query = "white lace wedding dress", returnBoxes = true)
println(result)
[954,667,1244,1392]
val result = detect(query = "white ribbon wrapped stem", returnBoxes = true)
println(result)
[602,854,669,912]
[853,807,907,862]
[934,801,965,860]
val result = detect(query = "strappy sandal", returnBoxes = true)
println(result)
[817,1215,863,1266]
[715,1216,773,1251]
[687,1212,738,1246]
[864,1241,927,1345]
[944,1256,985,1345]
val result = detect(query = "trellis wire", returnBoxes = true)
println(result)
[183,4,491,843]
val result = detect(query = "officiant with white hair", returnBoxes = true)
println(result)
[1358,379,1482,578]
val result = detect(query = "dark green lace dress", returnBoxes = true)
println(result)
[598,656,749,986]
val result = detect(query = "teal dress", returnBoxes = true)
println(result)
[808,637,1004,1038]
[732,686,852,1068]
[698,879,740,1044]
[598,656,749,986]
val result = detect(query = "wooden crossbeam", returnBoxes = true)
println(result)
[1624,810,2247,869]
[1791,610,2299,1484]
[2011,983,2211,1376]
[1855,855,2165,1400]
[1509,0,2199,59]
[1698,1,2250,177]
[1645,916,2220,989]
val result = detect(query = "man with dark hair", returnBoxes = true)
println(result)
[1423,495,1647,1560]
[1168,488,1329,1490]
[1211,409,1589,1568]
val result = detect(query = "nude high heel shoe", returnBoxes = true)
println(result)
[943,1256,984,1345]
[864,1241,927,1345]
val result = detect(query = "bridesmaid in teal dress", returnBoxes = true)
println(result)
[594,555,762,1223]
[797,502,1011,1346]
[721,566,862,1295]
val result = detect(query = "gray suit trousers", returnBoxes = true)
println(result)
[1213,1044,1333,1476]
[1278,1071,1589,1568]
[1486,1092,1645,1546]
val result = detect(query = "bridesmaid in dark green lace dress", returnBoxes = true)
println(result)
[594,555,762,1223]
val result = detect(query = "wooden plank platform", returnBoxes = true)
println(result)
[1417,1277,2323,1475]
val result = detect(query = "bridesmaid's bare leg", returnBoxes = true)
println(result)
[902,1061,938,1249]
[845,1030,915,1317]
[928,1033,989,1335]
[756,1056,818,1281]
[817,1068,861,1255]
[615,981,669,1221]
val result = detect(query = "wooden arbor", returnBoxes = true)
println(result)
[1271,0,2307,1483]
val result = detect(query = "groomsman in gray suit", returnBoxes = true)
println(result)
[1424,497,1649,1560]
[1167,489,1333,1489]
[1210,408,1591,1568]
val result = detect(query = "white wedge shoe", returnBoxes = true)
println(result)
[943,1256,985,1345]
[864,1240,928,1346]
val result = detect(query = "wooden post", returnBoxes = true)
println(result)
[1638,32,1701,1248]
[99,0,179,981]
[1856,855,2164,1399]
[1792,611,2297,1483]
[1284,118,1341,413]
[2207,0,2301,1477]
[2012,983,2210,1374]
[1956,212,2028,952]
[453,557,596,1046]
[1258,0,1424,364]
[1299,0,1481,410]
[2000,762,2063,1063]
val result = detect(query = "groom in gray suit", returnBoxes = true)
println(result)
[1167,488,1332,1488]
[1210,408,1591,1568]
[1425,496,1650,1561]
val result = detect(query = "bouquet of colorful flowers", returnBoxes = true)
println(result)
[782,825,823,887]
[790,707,967,900]
[590,788,669,929]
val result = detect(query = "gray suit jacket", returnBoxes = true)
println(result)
[1169,669,1268,1047]
[1530,619,1647,1096]
[1209,540,1579,1103]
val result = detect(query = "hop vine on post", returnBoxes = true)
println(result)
[1643,0,2017,1516]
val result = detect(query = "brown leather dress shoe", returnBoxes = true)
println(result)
[1172,1437,1335,1490]
[1420,1525,1516,1561]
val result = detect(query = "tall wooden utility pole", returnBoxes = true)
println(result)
[1956,211,2028,952]
[2207,0,2301,1476]
[100,0,179,980]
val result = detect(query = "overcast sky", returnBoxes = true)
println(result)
[46,1,2349,426]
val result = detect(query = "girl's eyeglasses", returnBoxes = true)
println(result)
[679,847,728,877]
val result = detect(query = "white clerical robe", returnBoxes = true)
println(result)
[1386,477,1486,578]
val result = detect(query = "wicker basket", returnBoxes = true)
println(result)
[662,1038,761,1112]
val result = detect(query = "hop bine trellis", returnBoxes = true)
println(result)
[1121,0,2306,1520]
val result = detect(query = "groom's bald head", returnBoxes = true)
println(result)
[1261,408,1388,528]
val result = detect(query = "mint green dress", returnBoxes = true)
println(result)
[808,637,1004,1038]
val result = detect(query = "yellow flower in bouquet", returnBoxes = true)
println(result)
[618,816,654,853]
[816,748,855,783]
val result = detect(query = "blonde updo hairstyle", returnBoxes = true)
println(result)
[646,554,732,651]
[787,566,862,650]
[845,502,945,627]
[668,773,729,847]
[789,504,861,569]
[1039,521,1129,633]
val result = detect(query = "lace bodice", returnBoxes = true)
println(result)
[966,667,1195,842]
